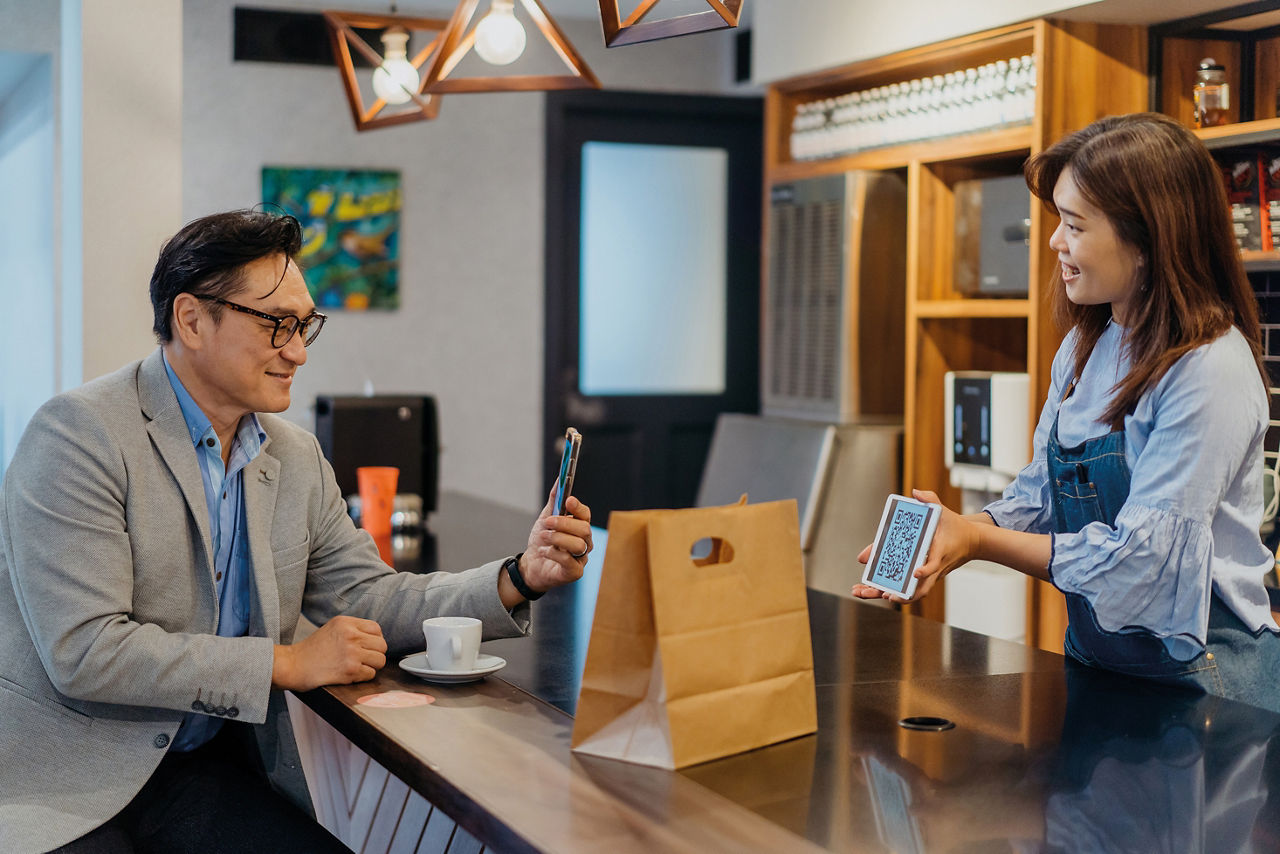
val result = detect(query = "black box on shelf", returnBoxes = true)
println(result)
[314,395,439,514]
[953,175,1031,296]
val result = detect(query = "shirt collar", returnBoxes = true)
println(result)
[162,350,266,451]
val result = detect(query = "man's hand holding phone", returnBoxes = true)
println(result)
[498,428,593,608]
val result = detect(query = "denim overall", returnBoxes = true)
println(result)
[1049,381,1280,712]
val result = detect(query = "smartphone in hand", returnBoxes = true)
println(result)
[552,428,582,516]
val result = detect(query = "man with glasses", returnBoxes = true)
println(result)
[0,210,593,853]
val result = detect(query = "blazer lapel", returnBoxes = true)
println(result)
[138,350,214,573]
[245,449,282,641]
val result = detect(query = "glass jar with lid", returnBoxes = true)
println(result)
[1193,58,1230,128]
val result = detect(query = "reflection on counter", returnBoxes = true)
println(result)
[1046,665,1280,853]
[831,667,1280,853]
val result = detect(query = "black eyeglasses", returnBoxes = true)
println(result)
[197,296,327,348]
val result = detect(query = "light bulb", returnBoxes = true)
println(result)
[371,27,419,105]
[473,0,526,66]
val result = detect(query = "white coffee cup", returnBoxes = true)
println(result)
[422,616,482,672]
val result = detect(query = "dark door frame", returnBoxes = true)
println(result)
[543,89,763,516]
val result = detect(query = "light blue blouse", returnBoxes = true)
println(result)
[986,321,1279,659]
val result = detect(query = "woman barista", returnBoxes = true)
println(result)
[853,112,1280,712]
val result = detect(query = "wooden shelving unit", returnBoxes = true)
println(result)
[767,125,1036,183]
[764,4,1280,659]
[1155,10,1280,267]
[913,299,1031,319]
[765,20,1148,652]
[1150,4,1280,129]
[1196,116,1280,147]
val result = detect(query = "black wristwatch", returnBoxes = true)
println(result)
[503,553,544,601]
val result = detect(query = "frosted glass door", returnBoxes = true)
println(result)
[578,142,728,396]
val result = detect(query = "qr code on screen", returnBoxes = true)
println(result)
[876,513,919,583]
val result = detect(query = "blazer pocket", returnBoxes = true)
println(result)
[272,537,310,573]
[0,675,93,729]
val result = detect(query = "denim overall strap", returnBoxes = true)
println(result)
[1048,380,1133,534]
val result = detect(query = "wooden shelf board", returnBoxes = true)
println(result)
[1195,117,1280,148]
[768,125,1034,182]
[912,299,1031,319]
[1243,250,1280,271]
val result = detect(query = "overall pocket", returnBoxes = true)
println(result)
[1054,480,1104,535]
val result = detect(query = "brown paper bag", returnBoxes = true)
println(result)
[571,497,817,769]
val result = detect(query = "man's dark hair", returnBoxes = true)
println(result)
[150,209,304,343]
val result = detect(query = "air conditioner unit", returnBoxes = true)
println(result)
[763,171,907,422]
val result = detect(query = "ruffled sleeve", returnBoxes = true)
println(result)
[1050,503,1212,659]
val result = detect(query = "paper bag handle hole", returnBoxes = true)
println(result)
[690,537,735,567]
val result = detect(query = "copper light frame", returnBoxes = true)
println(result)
[323,11,450,131]
[420,0,600,94]
[598,0,743,48]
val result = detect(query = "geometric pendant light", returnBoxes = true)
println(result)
[420,0,600,94]
[323,11,450,131]
[598,0,743,48]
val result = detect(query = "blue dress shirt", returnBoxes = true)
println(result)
[163,353,265,751]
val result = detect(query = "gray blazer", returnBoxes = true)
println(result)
[0,350,528,853]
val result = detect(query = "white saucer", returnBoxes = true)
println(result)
[398,652,506,684]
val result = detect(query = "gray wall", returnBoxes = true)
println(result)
[183,0,745,512]
[749,0,1261,84]
[81,0,182,380]
[752,0,1084,82]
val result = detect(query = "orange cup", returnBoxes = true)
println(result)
[371,532,394,566]
[357,466,399,537]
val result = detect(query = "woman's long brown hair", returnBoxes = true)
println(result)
[1024,112,1266,429]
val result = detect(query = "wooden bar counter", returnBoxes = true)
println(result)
[291,493,1280,853]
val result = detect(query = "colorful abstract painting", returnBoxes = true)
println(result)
[262,167,402,311]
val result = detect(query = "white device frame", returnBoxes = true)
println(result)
[860,494,940,600]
